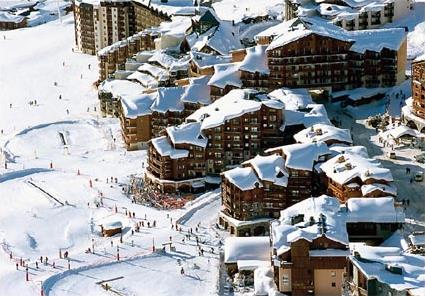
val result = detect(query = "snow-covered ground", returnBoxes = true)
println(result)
[0,0,71,27]
[0,15,223,296]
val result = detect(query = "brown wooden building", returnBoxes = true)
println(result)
[411,60,425,120]
[145,89,286,193]
[0,13,26,30]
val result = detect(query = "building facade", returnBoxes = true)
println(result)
[74,0,136,55]
[145,90,286,193]
[411,60,425,120]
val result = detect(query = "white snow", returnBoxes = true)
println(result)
[351,245,425,292]
[346,197,405,223]
[222,167,262,191]
[267,142,330,171]
[0,15,223,296]
[187,89,284,130]
[293,124,352,145]
[224,237,270,264]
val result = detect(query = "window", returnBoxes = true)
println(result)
[331,282,336,287]
[282,276,289,285]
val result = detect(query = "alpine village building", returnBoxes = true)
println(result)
[144,89,286,193]
[411,60,425,120]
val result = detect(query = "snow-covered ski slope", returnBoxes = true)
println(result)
[0,15,223,296]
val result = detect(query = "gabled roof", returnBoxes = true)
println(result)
[187,89,284,130]
[350,245,425,292]
[238,45,270,74]
[320,153,393,185]
[223,167,262,191]
[207,63,242,89]
[271,195,349,256]
[293,124,352,145]
[166,121,208,148]
[266,142,330,171]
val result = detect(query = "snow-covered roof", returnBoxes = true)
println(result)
[132,0,196,17]
[271,195,349,256]
[99,79,146,98]
[263,17,406,54]
[151,136,189,159]
[379,125,421,140]
[317,3,355,17]
[361,183,397,196]
[267,142,330,171]
[102,221,123,230]
[283,104,331,128]
[350,245,425,292]
[207,63,242,89]
[190,51,232,69]
[148,51,179,69]
[243,155,289,187]
[150,87,185,113]
[223,167,262,191]
[268,87,313,110]
[212,0,282,24]
[332,87,388,101]
[127,71,159,88]
[120,92,156,119]
[346,197,404,223]
[0,11,25,23]
[408,233,425,247]
[138,63,168,79]
[320,153,393,185]
[189,20,242,55]
[294,124,352,145]
[181,76,211,105]
[187,89,284,130]
[166,122,208,148]
[224,237,270,264]
[329,145,369,158]
[238,45,270,74]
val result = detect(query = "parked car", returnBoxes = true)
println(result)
[414,153,425,163]
[387,152,396,159]
[414,171,424,182]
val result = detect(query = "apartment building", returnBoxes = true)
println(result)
[144,89,286,193]
[412,60,425,120]
[348,245,425,296]
[74,0,135,55]
[401,59,425,132]
[285,0,411,31]
[320,152,395,202]
[219,142,330,236]
[119,80,211,150]
[271,195,405,295]
[259,17,407,93]
[0,12,26,30]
